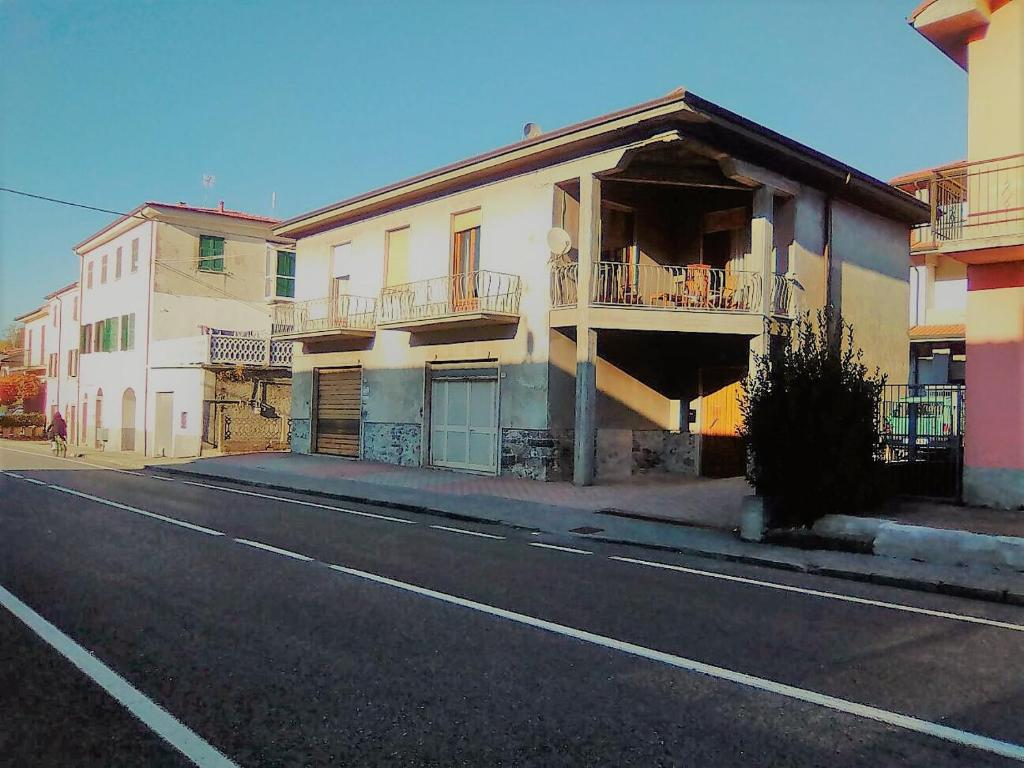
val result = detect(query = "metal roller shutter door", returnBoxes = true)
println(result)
[315,368,361,457]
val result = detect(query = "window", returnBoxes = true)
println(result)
[131,238,140,273]
[93,321,102,352]
[68,349,79,377]
[115,246,123,279]
[87,261,94,288]
[81,324,92,354]
[101,254,108,283]
[199,235,225,271]
[102,316,119,352]
[384,227,410,287]
[53,306,59,327]
[48,353,58,377]
[72,296,79,321]
[265,250,295,298]
[451,209,481,306]
[120,314,135,351]
[40,326,45,364]
[25,330,32,365]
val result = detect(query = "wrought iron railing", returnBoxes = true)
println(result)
[899,153,1024,249]
[271,296,377,336]
[589,262,764,312]
[207,335,293,367]
[378,270,522,325]
[550,262,578,307]
[771,274,797,317]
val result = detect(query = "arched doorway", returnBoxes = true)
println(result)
[121,388,137,452]
[95,388,104,449]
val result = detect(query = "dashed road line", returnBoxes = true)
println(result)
[0,583,239,768]
[234,538,314,562]
[609,555,1024,632]
[528,542,592,555]
[3,471,26,479]
[429,524,505,540]
[47,485,224,537]
[323,560,1024,763]
[0,444,145,476]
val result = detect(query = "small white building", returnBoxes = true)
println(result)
[43,282,81,430]
[11,303,50,413]
[71,201,294,457]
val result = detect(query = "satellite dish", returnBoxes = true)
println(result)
[546,227,572,256]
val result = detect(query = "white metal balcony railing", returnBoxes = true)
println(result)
[907,153,1024,249]
[378,270,522,325]
[271,296,378,337]
[208,335,293,367]
[552,261,795,317]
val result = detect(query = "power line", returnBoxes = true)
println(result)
[0,187,152,221]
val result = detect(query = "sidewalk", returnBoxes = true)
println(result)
[149,451,1024,606]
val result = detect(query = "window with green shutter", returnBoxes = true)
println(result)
[199,235,225,271]
[120,315,129,350]
[103,317,119,352]
[127,313,135,350]
[276,251,295,297]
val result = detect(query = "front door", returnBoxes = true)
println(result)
[430,375,498,473]
[700,366,746,477]
[315,368,361,457]
[155,392,173,457]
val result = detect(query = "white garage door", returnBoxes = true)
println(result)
[430,374,498,473]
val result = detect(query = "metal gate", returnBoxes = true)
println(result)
[878,384,965,499]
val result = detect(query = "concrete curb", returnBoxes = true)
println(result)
[149,464,1024,606]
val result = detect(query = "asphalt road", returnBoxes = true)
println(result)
[1,444,1022,767]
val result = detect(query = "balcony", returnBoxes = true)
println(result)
[271,296,377,341]
[149,335,292,368]
[900,154,1024,254]
[552,261,795,333]
[377,270,522,332]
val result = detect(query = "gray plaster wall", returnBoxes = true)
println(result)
[289,368,313,454]
[363,422,422,466]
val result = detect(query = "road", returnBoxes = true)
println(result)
[1,442,1022,767]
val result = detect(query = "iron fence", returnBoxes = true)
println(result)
[378,270,521,325]
[877,383,965,499]
[272,296,377,336]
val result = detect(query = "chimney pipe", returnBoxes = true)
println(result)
[218,200,225,212]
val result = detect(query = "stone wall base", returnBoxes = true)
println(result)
[500,428,571,481]
[363,422,421,466]
[596,429,699,481]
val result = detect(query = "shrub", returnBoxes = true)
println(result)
[741,308,886,528]
[0,412,46,428]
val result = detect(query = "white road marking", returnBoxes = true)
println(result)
[0,443,145,476]
[0,583,239,768]
[429,524,505,540]
[22,477,48,485]
[609,556,1024,633]
[47,486,224,537]
[528,542,592,555]
[324,561,1024,762]
[177,479,416,524]
[3,471,25,479]
[233,538,314,562]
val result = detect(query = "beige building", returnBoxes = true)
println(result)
[894,0,1024,507]
[72,202,294,457]
[276,89,925,484]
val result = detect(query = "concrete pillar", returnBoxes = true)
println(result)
[749,185,775,381]
[573,173,600,486]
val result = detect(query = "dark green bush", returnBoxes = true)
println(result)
[0,412,46,428]
[741,308,886,528]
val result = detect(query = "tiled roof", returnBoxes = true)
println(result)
[910,323,966,340]
[147,202,279,224]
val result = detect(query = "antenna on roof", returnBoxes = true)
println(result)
[271,191,277,211]
[202,174,216,206]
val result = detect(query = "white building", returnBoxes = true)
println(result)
[43,282,81,431]
[71,201,294,456]
[10,303,50,413]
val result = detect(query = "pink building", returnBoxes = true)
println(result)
[896,0,1024,507]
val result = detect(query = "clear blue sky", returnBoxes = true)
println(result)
[0,0,966,322]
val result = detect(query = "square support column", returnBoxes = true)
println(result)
[749,185,775,381]
[573,173,600,486]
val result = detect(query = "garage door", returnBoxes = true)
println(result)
[430,372,498,473]
[315,368,361,457]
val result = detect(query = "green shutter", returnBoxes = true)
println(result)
[80,325,87,351]
[120,315,129,350]
[200,235,225,271]
[128,314,135,350]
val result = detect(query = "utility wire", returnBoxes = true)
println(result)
[2,185,278,313]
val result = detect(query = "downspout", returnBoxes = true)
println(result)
[54,294,63,415]
[822,194,840,352]
[143,219,156,456]
[76,256,84,444]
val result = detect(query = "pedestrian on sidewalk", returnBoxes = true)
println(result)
[46,411,67,457]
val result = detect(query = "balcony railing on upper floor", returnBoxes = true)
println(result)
[377,270,521,328]
[551,261,796,318]
[903,153,1024,250]
[208,334,293,368]
[271,296,378,338]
